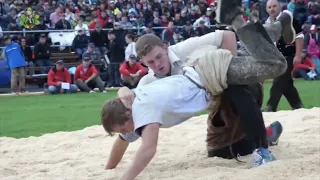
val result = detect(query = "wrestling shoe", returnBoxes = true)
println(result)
[215,0,242,24]
[266,121,283,146]
[250,148,276,168]
[276,10,296,44]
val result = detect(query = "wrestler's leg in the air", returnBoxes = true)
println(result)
[215,0,292,167]
[216,1,296,85]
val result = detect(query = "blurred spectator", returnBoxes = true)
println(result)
[161,21,176,45]
[294,0,307,23]
[287,0,296,13]
[181,21,195,39]
[292,57,319,80]
[119,54,146,88]
[47,60,78,94]
[19,37,34,75]
[74,18,90,36]
[3,36,26,94]
[34,34,53,74]
[193,12,210,27]
[106,30,124,87]
[307,38,320,75]
[307,1,320,26]
[124,33,137,61]
[141,23,155,35]
[50,7,61,26]
[90,23,107,55]
[72,30,90,58]
[195,20,211,36]
[0,25,3,39]
[55,13,72,30]
[304,24,320,49]
[74,56,106,93]
[82,43,102,65]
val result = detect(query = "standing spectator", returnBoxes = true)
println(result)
[74,56,106,93]
[106,30,124,87]
[34,34,53,74]
[19,37,34,75]
[119,54,146,88]
[3,36,26,94]
[72,30,90,58]
[124,33,136,61]
[47,60,78,94]
[90,23,107,55]
[307,38,320,75]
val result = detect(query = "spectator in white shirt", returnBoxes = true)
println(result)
[74,19,90,36]
[125,33,137,61]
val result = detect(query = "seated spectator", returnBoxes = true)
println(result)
[82,43,102,65]
[119,54,146,88]
[287,0,296,13]
[307,38,320,75]
[74,56,106,93]
[47,60,78,94]
[74,18,90,36]
[181,21,195,40]
[292,57,319,80]
[72,30,90,58]
[307,1,320,26]
[19,37,34,75]
[172,28,184,44]
[140,23,155,35]
[34,34,53,74]
[304,24,320,49]
[294,0,307,23]
[161,21,175,45]
[55,13,72,30]
[195,20,211,36]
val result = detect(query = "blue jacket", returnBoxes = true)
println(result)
[4,42,26,69]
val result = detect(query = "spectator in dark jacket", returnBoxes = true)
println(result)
[54,14,72,30]
[181,21,196,40]
[72,30,90,57]
[106,30,124,87]
[34,34,53,74]
[90,23,107,55]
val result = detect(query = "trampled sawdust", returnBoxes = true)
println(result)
[1,108,320,180]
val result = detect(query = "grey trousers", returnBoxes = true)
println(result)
[226,22,287,85]
[75,76,105,92]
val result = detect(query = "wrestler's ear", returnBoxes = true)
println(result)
[162,44,169,54]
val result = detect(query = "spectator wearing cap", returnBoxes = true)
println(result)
[47,60,78,94]
[82,43,102,66]
[34,34,53,74]
[74,18,90,36]
[181,21,196,40]
[90,23,107,55]
[119,54,147,88]
[72,29,90,58]
[106,30,124,87]
[55,13,72,30]
[74,56,106,93]
[3,36,26,94]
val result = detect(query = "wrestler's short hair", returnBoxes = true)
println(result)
[135,34,164,58]
[101,98,130,136]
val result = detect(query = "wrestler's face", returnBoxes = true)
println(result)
[112,120,135,134]
[141,45,171,76]
[266,0,280,18]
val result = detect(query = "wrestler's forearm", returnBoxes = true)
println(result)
[106,136,129,169]
[295,37,303,57]
[121,144,156,180]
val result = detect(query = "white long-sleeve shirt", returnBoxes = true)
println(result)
[74,24,90,36]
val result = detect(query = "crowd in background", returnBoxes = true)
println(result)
[0,0,320,94]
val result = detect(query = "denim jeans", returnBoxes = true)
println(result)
[35,60,53,74]
[76,48,87,57]
[48,84,78,94]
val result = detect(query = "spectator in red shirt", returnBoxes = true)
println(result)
[119,54,147,88]
[47,60,78,94]
[74,56,107,93]
[292,57,319,80]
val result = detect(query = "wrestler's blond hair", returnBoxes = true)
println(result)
[135,34,164,58]
[101,98,130,136]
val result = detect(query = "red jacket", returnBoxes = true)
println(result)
[74,64,99,81]
[119,62,147,76]
[291,57,316,76]
[89,19,106,29]
[47,68,72,86]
